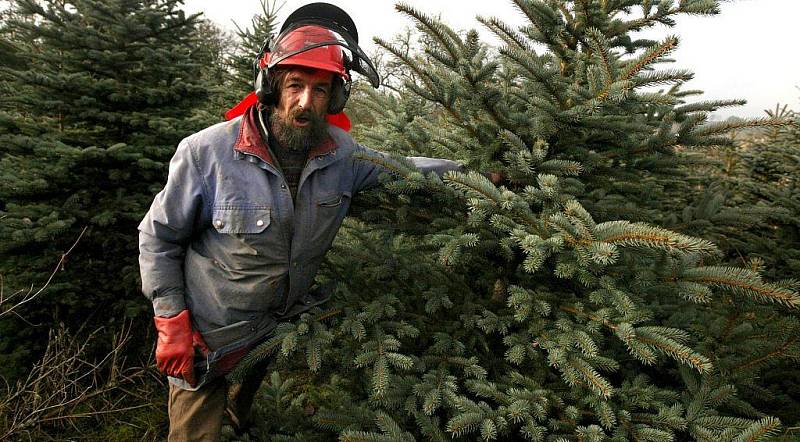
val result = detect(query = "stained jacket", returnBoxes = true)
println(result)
[138,105,462,384]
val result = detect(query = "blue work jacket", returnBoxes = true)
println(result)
[138,105,461,383]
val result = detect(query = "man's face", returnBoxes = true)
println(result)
[270,67,333,151]
[275,67,333,123]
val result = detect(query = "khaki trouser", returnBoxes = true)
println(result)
[167,360,270,441]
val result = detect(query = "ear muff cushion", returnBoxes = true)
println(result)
[328,78,350,114]
[254,39,275,105]
[255,68,279,106]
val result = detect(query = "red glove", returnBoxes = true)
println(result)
[154,310,210,387]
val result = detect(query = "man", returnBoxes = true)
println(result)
[138,3,466,440]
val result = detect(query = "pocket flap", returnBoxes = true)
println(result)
[317,191,352,207]
[212,207,271,234]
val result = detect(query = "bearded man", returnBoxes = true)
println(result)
[138,3,467,440]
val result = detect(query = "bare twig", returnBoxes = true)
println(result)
[0,226,88,319]
[0,321,154,439]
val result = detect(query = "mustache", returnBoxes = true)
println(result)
[289,107,323,122]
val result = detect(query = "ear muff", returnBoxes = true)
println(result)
[254,66,277,105]
[253,37,276,105]
[327,76,350,114]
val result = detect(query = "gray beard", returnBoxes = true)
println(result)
[270,107,329,152]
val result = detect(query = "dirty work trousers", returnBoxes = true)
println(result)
[166,360,269,442]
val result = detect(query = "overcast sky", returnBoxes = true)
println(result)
[183,0,799,119]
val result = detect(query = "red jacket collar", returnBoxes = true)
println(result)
[233,104,337,166]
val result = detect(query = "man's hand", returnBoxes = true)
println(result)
[487,172,505,186]
[154,310,209,387]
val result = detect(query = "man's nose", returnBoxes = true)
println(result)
[298,86,313,110]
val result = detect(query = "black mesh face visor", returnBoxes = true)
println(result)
[268,19,380,89]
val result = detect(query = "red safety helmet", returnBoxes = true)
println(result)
[262,25,349,81]
[257,2,379,92]
[268,2,378,86]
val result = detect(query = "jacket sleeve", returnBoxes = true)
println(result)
[352,144,465,194]
[138,138,208,318]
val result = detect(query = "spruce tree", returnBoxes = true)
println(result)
[228,1,799,440]
[228,0,281,98]
[189,0,280,123]
[0,0,213,378]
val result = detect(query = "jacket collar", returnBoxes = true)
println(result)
[233,104,337,167]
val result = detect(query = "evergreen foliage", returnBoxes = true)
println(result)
[716,105,799,280]
[228,0,281,98]
[200,0,281,120]
[0,0,215,379]
[664,104,800,425]
[230,1,800,440]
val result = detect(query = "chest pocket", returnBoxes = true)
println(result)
[211,206,284,267]
[212,207,271,234]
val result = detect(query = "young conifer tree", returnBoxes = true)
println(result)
[200,0,281,121]
[228,1,800,440]
[228,0,281,97]
[0,0,214,378]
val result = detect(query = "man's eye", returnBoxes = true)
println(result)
[315,87,329,95]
